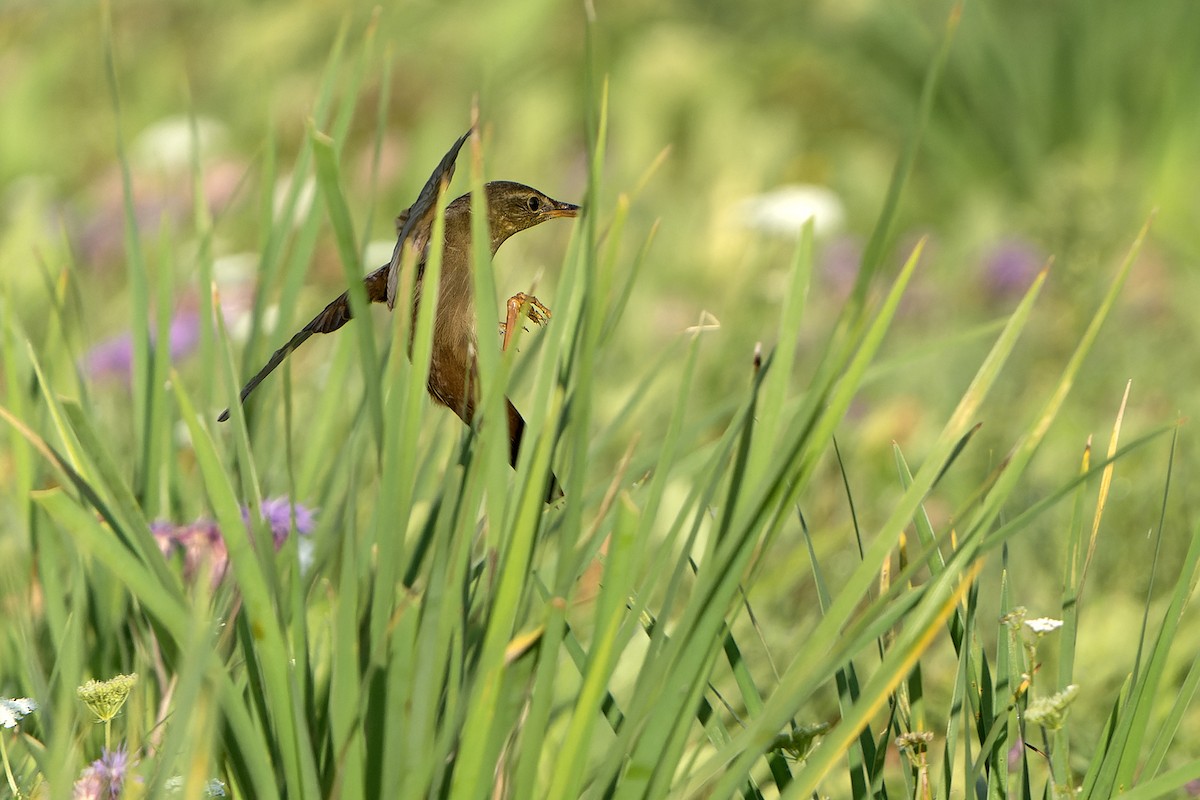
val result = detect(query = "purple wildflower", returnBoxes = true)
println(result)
[81,333,140,381]
[981,238,1044,300]
[1007,734,1024,771]
[155,519,228,586]
[243,496,316,546]
[73,746,133,800]
[151,520,179,559]
[166,314,202,359]
[83,312,202,381]
[154,497,315,586]
[100,747,131,798]
[818,234,863,294]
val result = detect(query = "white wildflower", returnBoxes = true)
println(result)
[1025,617,1064,635]
[737,184,845,237]
[0,697,37,729]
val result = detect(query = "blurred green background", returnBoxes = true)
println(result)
[4,0,1200,757]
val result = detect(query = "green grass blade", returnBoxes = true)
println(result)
[310,125,384,446]
[172,376,321,798]
[682,244,1042,796]
[546,495,641,799]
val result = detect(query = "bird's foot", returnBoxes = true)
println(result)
[509,292,552,326]
[500,292,552,350]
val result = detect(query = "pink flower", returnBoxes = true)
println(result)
[73,746,133,800]
[154,497,315,586]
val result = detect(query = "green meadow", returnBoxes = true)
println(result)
[3,1,1200,797]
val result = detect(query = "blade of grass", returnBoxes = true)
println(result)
[683,250,1043,795]
[100,0,152,484]
[778,563,984,798]
[33,486,281,798]
[310,125,384,447]
[546,495,641,799]
[173,375,321,798]
[239,21,349,384]
[1088,429,1195,796]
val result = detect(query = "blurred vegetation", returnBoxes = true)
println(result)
[3,0,1200,795]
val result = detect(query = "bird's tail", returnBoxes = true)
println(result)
[217,324,321,422]
[218,266,390,422]
[506,400,563,503]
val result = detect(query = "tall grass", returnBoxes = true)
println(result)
[2,6,1199,800]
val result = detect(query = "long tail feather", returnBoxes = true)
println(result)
[218,265,389,421]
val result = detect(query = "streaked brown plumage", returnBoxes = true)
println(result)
[220,132,578,499]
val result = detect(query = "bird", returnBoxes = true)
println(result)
[219,130,579,499]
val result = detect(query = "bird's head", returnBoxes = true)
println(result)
[482,181,580,251]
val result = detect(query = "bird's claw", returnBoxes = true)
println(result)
[500,292,552,350]
[509,292,551,325]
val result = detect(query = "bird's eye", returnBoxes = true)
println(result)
[527,196,541,212]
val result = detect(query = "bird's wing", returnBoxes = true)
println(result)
[217,265,390,422]
[385,128,472,309]
[219,127,470,422]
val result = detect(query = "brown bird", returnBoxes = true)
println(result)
[219,131,578,498]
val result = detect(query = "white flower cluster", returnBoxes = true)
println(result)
[1024,617,1064,635]
[737,185,845,237]
[0,697,37,729]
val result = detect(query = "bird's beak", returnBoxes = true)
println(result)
[547,200,581,219]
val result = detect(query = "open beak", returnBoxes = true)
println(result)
[547,199,581,219]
